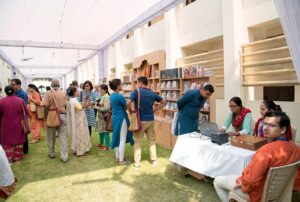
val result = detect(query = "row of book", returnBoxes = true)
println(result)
[161,81,179,90]
[160,68,182,79]
[183,81,204,93]
[163,102,178,111]
[121,84,132,91]
[161,91,180,100]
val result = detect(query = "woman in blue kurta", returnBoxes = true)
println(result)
[109,79,134,165]
[79,80,97,136]
[175,84,214,135]
[220,97,253,136]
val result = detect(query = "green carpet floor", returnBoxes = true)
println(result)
[2,130,219,202]
[2,130,300,202]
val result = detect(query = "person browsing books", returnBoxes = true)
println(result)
[127,77,166,169]
[174,84,214,135]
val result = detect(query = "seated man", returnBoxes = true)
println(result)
[0,145,16,199]
[214,111,300,202]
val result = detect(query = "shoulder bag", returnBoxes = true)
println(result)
[21,104,31,135]
[46,91,63,128]
[128,88,142,132]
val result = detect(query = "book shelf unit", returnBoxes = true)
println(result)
[241,35,298,86]
[121,63,134,98]
[155,67,216,149]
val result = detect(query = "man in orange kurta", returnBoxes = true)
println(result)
[214,111,300,202]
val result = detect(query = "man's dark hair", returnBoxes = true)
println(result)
[109,79,121,91]
[67,87,77,97]
[137,76,148,86]
[46,86,51,91]
[72,80,78,86]
[11,78,21,85]
[203,84,214,93]
[265,111,291,129]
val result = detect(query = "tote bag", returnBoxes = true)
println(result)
[104,111,113,131]
[46,91,63,128]
[36,106,45,120]
[21,104,31,135]
[128,88,142,132]
[29,101,36,112]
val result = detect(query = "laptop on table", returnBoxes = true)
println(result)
[199,122,229,145]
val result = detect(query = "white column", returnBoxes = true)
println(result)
[133,27,144,57]
[222,0,248,102]
[164,7,182,69]
[115,41,123,79]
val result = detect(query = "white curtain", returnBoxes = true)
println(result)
[274,0,300,82]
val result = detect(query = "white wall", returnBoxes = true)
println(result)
[0,58,12,88]
[243,0,278,27]
[142,20,165,55]
[177,0,223,47]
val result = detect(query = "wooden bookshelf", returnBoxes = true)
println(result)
[155,67,216,149]
[241,35,299,86]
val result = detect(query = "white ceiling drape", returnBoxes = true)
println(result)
[274,0,300,82]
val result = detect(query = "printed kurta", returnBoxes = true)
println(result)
[67,97,91,156]
[110,93,134,149]
[79,91,97,127]
[95,93,110,133]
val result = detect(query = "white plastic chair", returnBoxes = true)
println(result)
[228,160,300,202]
[291,126,297,143]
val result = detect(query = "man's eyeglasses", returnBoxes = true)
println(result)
[262,122,280,129]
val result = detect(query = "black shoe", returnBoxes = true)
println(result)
[48,154,55,159]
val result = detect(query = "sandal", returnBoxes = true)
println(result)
[119,159,131,165]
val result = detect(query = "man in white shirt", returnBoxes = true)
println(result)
[0,145,16,198]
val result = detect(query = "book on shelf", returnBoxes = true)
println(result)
[121,84,132,91]
[183,81,210,93]
[183,65,206,78]
[160,80,179,90]
[160,68,182,79]
[123,75,133,83]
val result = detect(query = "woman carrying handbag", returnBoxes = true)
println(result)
[27,84,42,144]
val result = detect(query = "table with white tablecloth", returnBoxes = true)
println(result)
[169,132,256,178]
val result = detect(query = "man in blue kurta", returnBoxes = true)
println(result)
[11,79,29,154]
[174,84,214,135]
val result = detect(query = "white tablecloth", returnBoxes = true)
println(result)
[169,132,256,178]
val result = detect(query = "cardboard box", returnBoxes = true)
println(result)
[231,135,268,151]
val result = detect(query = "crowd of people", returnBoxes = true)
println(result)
[0,75,299,201]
